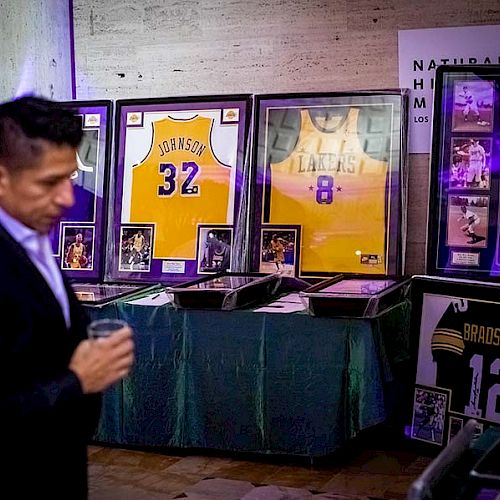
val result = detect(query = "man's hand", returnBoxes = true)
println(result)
[69,327,134,394]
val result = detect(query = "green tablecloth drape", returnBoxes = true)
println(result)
[88,299,411,456]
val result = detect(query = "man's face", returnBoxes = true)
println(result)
[0,143,76,234]
[76,233,83,243]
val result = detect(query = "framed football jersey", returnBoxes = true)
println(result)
[409,275,500,449]
[250,91,408,279]
[107,95,252,283]
[49,100,112,282]
[427,65,500,279]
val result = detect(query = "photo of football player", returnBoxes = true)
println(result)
[411,387,447,445]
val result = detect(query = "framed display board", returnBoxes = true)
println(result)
[107,95,252,283]
[427,65,500,279]
[49,100,112,282]
[409,275,500,449]
[166,272,281,310]
[72,282,158,305]
[250,91,408,279]
[300,274,409,318]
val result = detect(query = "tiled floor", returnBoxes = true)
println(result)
[88,432,433,499]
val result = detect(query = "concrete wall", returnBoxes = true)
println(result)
[72,0,500,274]
[0,0,72,101]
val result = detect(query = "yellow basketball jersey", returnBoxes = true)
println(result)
[268,108,389,274]
[130,116,231,259]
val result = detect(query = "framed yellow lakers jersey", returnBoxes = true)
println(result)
[251,92,408,278]
[108,96,251,283]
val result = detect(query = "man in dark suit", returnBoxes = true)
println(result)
[0,97,134,499]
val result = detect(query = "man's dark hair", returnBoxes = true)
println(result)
[0,96,83,172]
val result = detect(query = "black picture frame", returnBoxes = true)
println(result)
[408,275,500,450]
[249,91,408,279]
[427,65,500,279]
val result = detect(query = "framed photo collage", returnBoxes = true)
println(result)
[427,65,500,279]
[52,91,409,287]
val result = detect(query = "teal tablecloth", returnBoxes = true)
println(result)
[88,299,411,457]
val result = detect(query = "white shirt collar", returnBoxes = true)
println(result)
[0,205,39,244]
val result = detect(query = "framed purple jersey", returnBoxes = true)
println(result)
[49,100,112,282]
[427,66,500,279]
[108,96,251,283]
[250,91,408,279]
[409,276,500,449]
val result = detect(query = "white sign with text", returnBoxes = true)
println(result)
[398,25,500,154]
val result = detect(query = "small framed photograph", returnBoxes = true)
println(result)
[411,386,448,446]
[196,225,233,274]
[74,291,96,301]
[119,226,152,272]
[447,416,463,443]
[473,421,484,440]
[451,80,494,132]
[449,138,491,190]
[259,225,300,277]
[61,226,94,270]
[446,195,489,248]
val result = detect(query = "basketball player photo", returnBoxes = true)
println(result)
[451,80,494,132]
[119,226,152,272]
[61,226,94,271]
[196,226,233,274]
[259,228,298,277]
[446,195,488,248]
[411,386,448,446]
[449,138,491,190]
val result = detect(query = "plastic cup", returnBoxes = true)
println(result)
[87,318,128,339]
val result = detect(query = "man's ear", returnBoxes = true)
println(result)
[0,164,10,196]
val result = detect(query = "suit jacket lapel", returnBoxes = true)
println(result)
[0,222,67,327]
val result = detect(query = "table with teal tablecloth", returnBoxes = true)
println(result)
[87,299,410,457]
